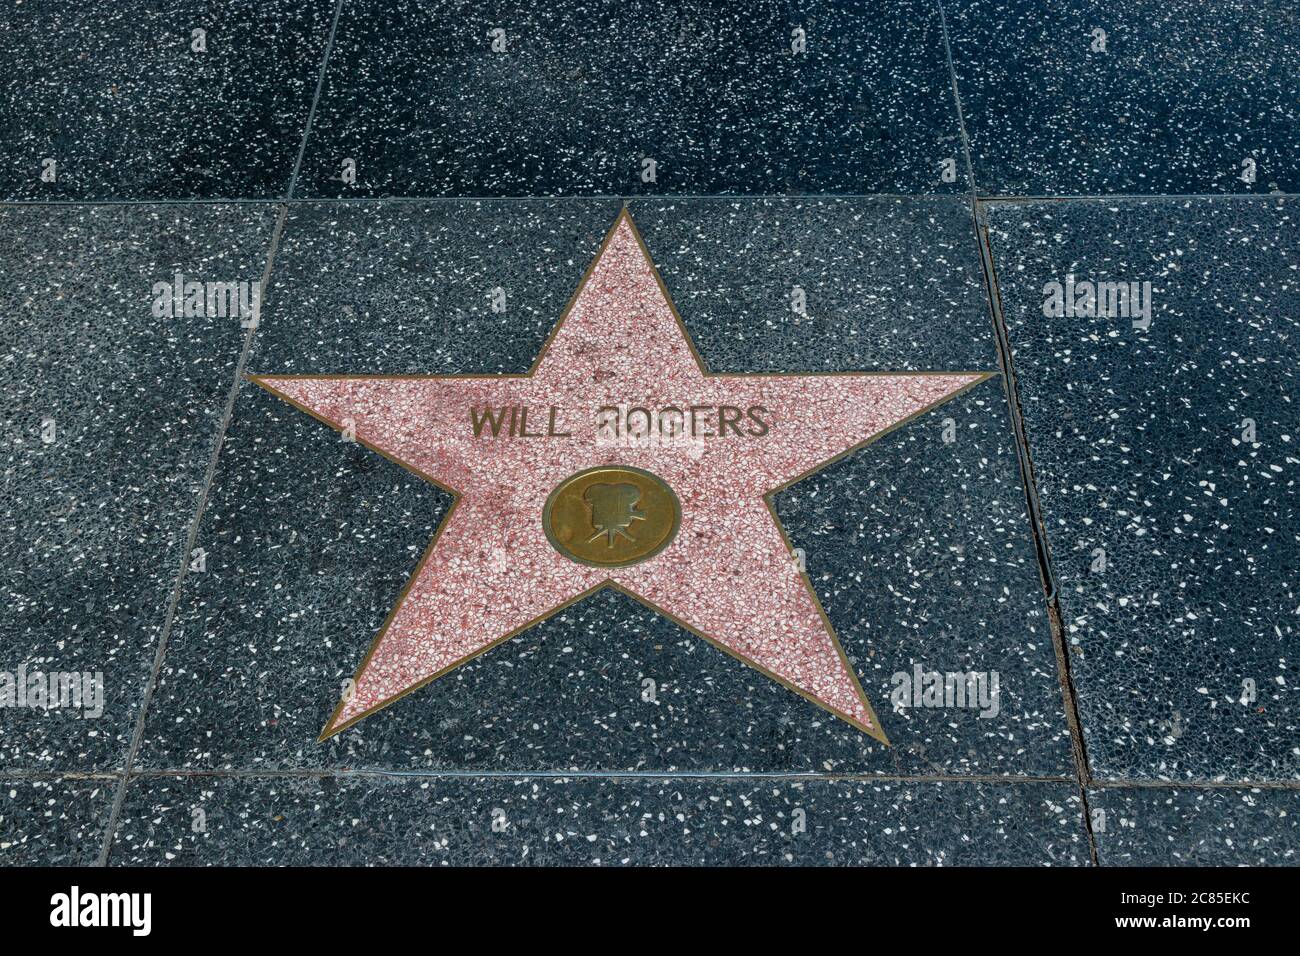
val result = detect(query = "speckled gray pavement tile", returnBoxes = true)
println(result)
[109,775,1088,865]
[0,0,336,200]
[295,0,967,197]
[946,0,1300,196]
[1090,786,1300,865]
[132,198,1072,777]
[630,199,996,371]
[0,204,280,771]
[985,198,1299,781]
[0,778,115,866]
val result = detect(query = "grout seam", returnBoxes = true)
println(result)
[1,193,1294,208]
[935,0,976,196]
[93,204,291,866]
[936,4,1102,864]
[4,769,1296,788]
[969,200,1101,865]
[284,0,347,200]
[977,192,1299,202]
[100,769,1083,785]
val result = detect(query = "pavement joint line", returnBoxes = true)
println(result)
[936,0,976,198]
[973,206,1060,609]
[0,193,973,206]
[285,0,347,200]
[1088,778,1300,791]
[930,14,1105,857]
[93,203,292,867]
[0,772,121,782]
[969,198,1100,865]
[4,769,1295,787]
[976,192,1299,202]
[2,193,1296,208]
[115,769,1083,785]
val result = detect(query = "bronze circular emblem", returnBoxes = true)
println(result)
[542,465,681,568]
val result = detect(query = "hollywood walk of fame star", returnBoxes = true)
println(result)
[251,211,990,743]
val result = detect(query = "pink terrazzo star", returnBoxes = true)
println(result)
[253,211,989,743]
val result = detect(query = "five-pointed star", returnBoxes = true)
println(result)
[252,211,989,742]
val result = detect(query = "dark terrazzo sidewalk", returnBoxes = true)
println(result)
[1,1,1296,867]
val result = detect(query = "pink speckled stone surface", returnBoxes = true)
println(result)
[255,214,985,740]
